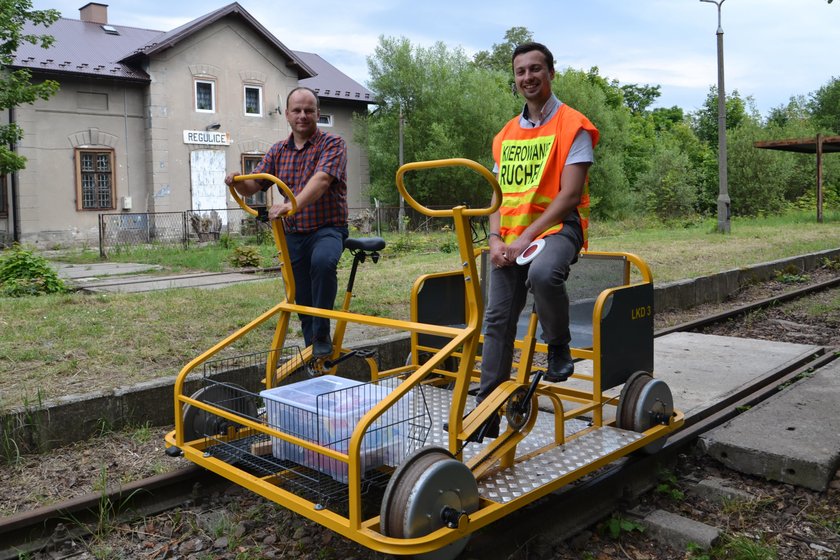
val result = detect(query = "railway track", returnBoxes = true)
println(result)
[2,277,838,559]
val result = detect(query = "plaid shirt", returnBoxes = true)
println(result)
[255,128,348,233]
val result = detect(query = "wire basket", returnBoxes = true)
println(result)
[189,349,431,511]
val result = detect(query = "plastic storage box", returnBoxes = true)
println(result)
[260,375,405,483]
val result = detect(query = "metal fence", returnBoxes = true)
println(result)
[98,205,482,256]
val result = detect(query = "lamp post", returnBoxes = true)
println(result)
[701,0,731,233]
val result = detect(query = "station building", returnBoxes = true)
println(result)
[3,2,375,247]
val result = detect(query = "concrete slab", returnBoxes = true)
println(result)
[699,359,840,491]
[52,261,162,280]
[80,271,273,293]
[639,509,721,551]
[557,332,821,415]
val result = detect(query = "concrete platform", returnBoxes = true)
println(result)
[699,358,840,492]
[52,261,274,293]
[565,331,822,415]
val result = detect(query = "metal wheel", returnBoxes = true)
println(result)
[380,446,479,560]
[615,371,653,431]
[182,383,257,443]
[616,373,674,454]
[504,386,532,431]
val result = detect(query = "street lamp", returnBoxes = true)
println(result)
[701,0,731,234]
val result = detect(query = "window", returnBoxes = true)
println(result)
[242,154,266,207]
[317,114,333,127]
[75,149,115,210]
[244,85,262,116]
[195,80,215,112]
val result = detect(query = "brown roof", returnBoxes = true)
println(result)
[295,51,376,104]
[10,3,321,83]
[754,135,840,154]
[12,17,158,81]
[121,3,314,79]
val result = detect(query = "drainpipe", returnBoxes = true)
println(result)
[9,107,20,242]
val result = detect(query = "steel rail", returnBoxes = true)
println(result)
[2,277,838,558]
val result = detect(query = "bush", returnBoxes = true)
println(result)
[0,244,67,297]
[228,245,263,268]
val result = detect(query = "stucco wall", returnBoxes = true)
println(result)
[9,14,372,247]
[14,79,146,247]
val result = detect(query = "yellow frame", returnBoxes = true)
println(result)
[165,161,684,557]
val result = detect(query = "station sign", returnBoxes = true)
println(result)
[183,130,231,145]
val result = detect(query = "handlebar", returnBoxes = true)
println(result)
[395,158,502,217]
[228,173,298,217]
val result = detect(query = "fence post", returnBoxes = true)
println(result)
[182,211,188,249]
[98,213,106,259]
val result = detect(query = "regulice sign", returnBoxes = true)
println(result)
[183,130,231,145]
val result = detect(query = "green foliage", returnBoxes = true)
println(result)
[554,67,636,220]
[655,468,686,501]
[720,534,778,560]
[808,75,840,133]
[774,264,809,284]
[726,121,789,216]
[621,83,661,115]
[472,26,533,73]
[0,0,61,174]
[0,243,67,296]
[601,513,645,539]
[691,86,752,147]
[228,246,263,268]
[359,36,517,207]
[638,139,699,222]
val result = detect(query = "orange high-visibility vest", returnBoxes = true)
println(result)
[492,104,599,249]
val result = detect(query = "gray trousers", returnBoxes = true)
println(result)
[476,231,580,404]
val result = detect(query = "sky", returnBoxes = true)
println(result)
[31,0,840,117]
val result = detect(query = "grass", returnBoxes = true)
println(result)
[1,211,838,411]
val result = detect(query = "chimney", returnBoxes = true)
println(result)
[79,3,108,24]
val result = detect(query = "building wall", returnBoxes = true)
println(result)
[14,78,146,247]
[8,15,371,247]
[319,100,371,210]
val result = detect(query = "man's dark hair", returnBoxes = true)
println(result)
[511,42,555,73]
[286,86,320,110]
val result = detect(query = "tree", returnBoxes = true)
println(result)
[808,76,840,133]
[472,26,533,73]
[621,83,661,115]
[0,0,60,174]
[358,36,518,207]
[691,86,750,147]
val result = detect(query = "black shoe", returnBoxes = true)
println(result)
[545,344,574,382]
[313,336,333,358]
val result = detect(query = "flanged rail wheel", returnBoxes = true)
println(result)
[182,383,257,443]
[380,446,479,560]
[616,371,674,454]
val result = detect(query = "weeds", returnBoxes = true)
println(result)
[774,264,809,284]
[600,513,645,539]
[719,534,778,559]
[0,244,67,297]
[655,468,685,501]
[229,246,263,268]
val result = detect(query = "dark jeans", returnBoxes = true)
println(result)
[477,230,581,404]
[284,226,348,346]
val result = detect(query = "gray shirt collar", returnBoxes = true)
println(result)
[520,94,562,128]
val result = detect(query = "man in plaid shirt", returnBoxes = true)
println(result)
[226,87,348,358]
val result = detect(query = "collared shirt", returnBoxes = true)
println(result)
[520,94,561,128]
[255,128,348,233]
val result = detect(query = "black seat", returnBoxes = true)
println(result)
[344,237,386,252]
